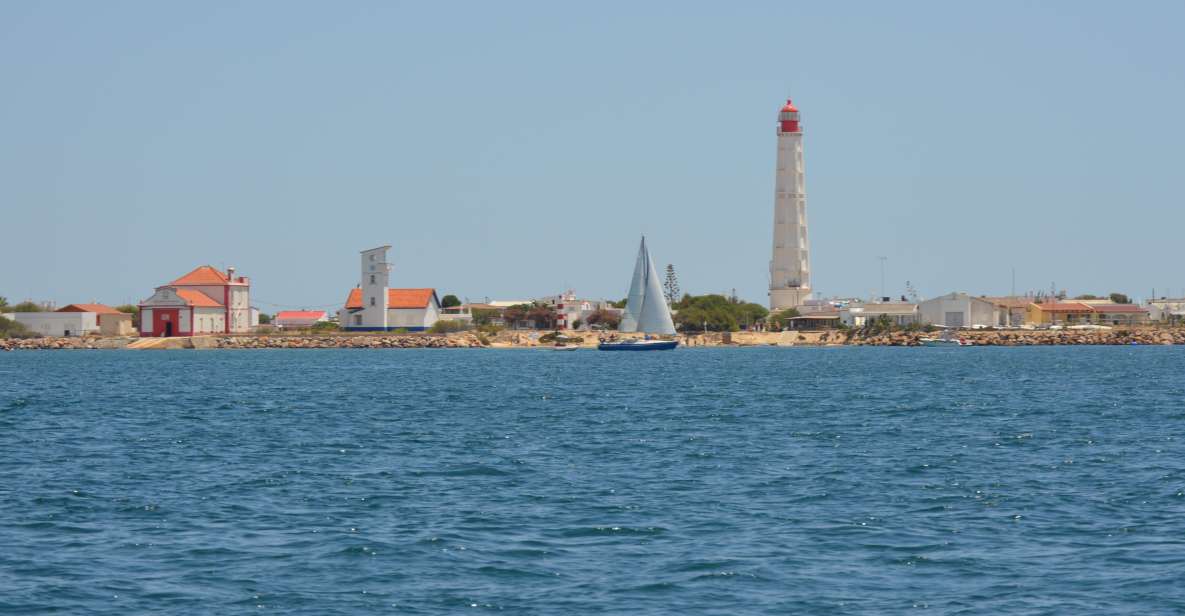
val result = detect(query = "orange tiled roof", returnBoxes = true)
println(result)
[176,289,224,308]
[171,265,230,286]
[345,288,437,310]
[57,303,122,315]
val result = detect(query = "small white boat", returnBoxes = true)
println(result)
[551,344,580,351]
[919,331,972,346]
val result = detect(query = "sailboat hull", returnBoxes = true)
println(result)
[597,340,679,351]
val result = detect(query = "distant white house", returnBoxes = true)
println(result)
[918,293,1000,328]
[1147,299,1185,323]
[536,290,616,330]
[839,302,918,327]
[336,245,441,331]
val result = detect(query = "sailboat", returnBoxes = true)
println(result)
[598,236,679,351]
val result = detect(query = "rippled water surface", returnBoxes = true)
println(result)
[2,347,1185,614]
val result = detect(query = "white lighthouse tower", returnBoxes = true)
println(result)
[769,98,811,311]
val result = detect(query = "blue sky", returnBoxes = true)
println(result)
[2,1,1183,309]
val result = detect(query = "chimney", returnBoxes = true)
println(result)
[227,266,236,281]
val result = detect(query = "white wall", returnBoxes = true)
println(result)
[192,307,224,334]
[919,294,999,327]
[228,286,250,332]
[14,312,97,337]
[389,307,436,329]
[360,246,391,328]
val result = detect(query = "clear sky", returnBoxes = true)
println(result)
[2,1,1184,310]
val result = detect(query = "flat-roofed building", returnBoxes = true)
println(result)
[839,302,918,327]
[13,311,98,337]
[1147,299,1185,323]
[1090,303,1149,326]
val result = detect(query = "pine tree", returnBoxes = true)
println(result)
[663,264,680,306]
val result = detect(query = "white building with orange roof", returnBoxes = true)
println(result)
[337,245,441,331]
[138,265,251,337]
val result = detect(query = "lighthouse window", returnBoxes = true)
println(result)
[370,275,375,284]
[370,297,376,307]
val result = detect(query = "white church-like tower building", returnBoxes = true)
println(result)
[357,245,393,329]
[769,98,811,311]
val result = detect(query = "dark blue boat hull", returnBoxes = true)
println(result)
[597,340,679,351]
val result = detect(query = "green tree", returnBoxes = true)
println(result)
[501,304,529,329]
[527,304,558,330]
[735,302,769,329]
[11,301,44,312]
[258,313,273,324]
[1109,293,1131,305]
[672,294,741,332]
[0,296,9,312]
[441,294,462,308]
[471,308,499,326]
[663,264,680,306]
[1074,294,1102,300]
[0,318,36,339]
[585,308,621,329]
[769,308,801,330]
[610,298,628,309]
[428,319,467,334]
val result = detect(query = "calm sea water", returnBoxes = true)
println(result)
[2,347,1184,614]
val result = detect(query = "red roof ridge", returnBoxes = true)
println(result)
[171,265,230,286]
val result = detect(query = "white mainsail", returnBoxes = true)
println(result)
[618,237,676,335]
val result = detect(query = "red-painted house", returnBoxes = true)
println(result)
[139,266,251,337]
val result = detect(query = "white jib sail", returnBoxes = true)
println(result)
[619,236,677,335]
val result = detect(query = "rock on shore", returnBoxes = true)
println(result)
[208,334,486,349]
[3,329,1184,351]
[844,329,1185,347]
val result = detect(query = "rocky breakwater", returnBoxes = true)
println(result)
[0,336,135,351]
[848,328,1185,347]
[210,333,488,349]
